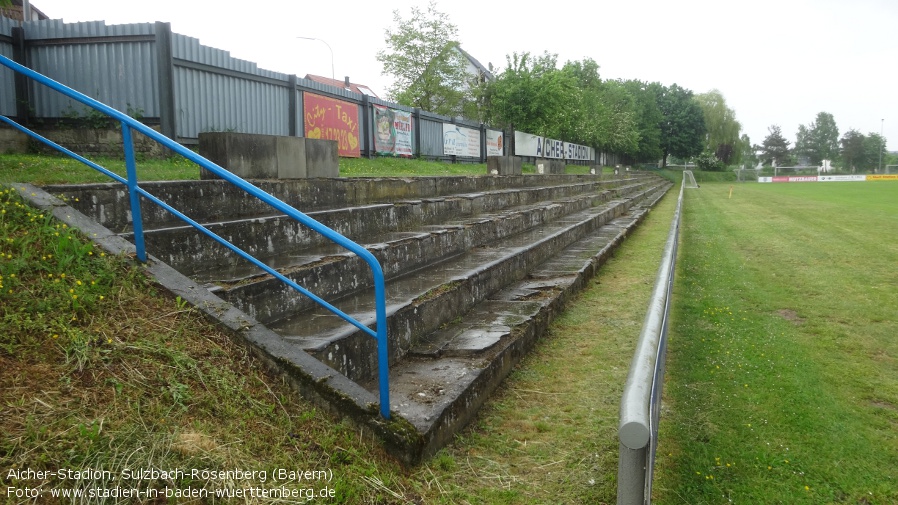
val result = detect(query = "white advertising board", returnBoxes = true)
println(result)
[443,124,481,157]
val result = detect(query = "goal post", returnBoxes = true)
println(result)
[683,170,698,188]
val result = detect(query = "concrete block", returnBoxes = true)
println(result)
[199,132,338,180]
[276,137,307,179]
[535,158,566,175]
[199,132,277,179]
[486,156,522,176]
[304,138,339,178]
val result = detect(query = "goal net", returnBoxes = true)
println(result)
[683,170,698,189]
[735,168,762,182]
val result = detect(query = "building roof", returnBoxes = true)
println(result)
[456,46,495,81]
[304,74,379,98]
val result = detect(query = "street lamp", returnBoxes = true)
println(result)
[879,119,884,173]
[296,36,334,81]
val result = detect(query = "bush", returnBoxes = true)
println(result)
[695,151,725,172]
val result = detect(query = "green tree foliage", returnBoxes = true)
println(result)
[376,1,470,116]
[761,125,792,167]
[795,112,840,165]
[485,51,578,140]
[621,80,664,163]
[840,129,866,172]
[840,129,888,172]
[657,84,706,167]
[694,89,741,165]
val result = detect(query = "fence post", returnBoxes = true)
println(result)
[480,122,486,163]
[154,22,176,143]
[413,107,421,158]
[11,26,29,124]
[288,74,298,137]
[361,94,371,158]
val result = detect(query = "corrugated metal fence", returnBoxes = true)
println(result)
[1,16,610,164]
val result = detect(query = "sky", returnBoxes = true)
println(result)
[30,0,898,152]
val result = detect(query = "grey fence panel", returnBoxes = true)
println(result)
[172,33,290,141]
[0,17,15,116]
[419,117,444,158]
[22,21,159,118]
[174,65,290,140]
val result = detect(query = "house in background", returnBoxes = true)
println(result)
[0,0,50,21]
[455,46,495,85]
[304,74,379,99]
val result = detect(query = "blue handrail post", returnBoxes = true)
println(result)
[374,274,390,418]
[120,122,147,262]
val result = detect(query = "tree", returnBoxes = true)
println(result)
[621,80,664,163]
[485,51,579,140]
[694,89,741,165]
[839,129,867,172]
[864,133,887,172]
[656,84,706,167]
[761,125,791,167]
[376,1,470,116]
[795,112,839,165]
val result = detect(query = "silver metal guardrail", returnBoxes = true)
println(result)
[618,177,685,504]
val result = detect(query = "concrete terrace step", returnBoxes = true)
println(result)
[31,172,673,464]
[119,178,659,282]
[48,175,648,232]
[267,180,669,383]
[212,179,662,324]
[360,208,665,455]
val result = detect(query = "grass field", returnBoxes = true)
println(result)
[654,181,898,504]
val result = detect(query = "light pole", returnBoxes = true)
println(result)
[879,118,884,173]
[296,37,334,81]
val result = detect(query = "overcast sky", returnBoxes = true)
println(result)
[32,0,897,151]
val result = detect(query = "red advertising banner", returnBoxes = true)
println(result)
[303,92,360,157]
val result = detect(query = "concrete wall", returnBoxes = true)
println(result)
[11,125,167,158]
[0,126,28,153]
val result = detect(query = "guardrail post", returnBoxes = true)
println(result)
[618,443,647,505]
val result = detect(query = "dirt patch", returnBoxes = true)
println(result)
[870,399,897,412]
[776,309,805,325]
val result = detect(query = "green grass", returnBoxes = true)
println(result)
[0,152,599,183]
[0,153,201,185]
[654,182,898,504]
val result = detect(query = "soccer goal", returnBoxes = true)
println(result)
[734,168,762,182]
[683,170,698,188]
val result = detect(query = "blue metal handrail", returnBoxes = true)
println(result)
[0,54,391,419]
